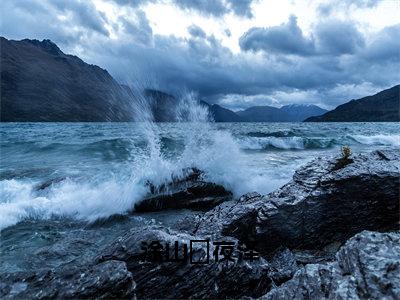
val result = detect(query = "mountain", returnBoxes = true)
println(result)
[1,37,134,121]
[305,85,400,122]
[236,104,327,122]
[143,89,177,122]
[237,106,290,122]
[0,37,347,123]
[200,102,242,122]
[280,104,327,122]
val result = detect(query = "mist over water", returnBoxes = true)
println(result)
[1,93,399,230]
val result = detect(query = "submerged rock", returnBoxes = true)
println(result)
[188,150,399,255]
[0,260,135,299]
[135,168,232,212]
[262,231,400,299]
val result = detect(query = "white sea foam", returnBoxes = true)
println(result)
[0,92,281,230]
[351,134,400,147]
[2,96,398,230]
[238,136,336,150]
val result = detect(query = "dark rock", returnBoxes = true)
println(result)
[97,226,272,299]
[262,231,400,299]
[178,192,263,239]
[335,230,400,299]
[0,260,135,299]
[32,230,102,270]
[268,248,299,286]
[187,150,399,255]
[135,168,232,212]
[33,177,66,191]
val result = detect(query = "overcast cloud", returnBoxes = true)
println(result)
[0,0,399,110]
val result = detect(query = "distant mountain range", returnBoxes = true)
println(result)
[234,104,327,122]
[305,85,400,122]
[1,37,398,122]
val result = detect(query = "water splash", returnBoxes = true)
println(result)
[1,90,277,229]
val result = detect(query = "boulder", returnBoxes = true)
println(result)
[97,226,272,299]
[262,230,400,299]
[185,150,399,255]
[135,168,232,212]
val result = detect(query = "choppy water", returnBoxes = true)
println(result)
[1,119,399,273]
[1,121,400,230]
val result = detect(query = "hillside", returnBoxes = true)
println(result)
[1,37,134,121]
[280,104,327,122]
[305,85,400,122]
[0,37,332,122]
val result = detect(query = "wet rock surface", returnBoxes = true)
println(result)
[187,150,399,254]
[135,168,232,212]
[261,231,400,300]
[0,260,135,299]
[96,226,272,299]
[1,150,399,299]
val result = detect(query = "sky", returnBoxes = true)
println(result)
[1,0,399,110]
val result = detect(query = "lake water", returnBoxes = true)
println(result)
[1,121,399,272]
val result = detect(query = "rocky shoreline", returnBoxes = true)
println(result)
[1,149,399,299]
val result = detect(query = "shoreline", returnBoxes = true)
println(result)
[1,149,399,299]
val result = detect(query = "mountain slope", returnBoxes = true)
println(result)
[280,104,327,122]
[1,37,134,121]
[236,104,327,122]
[305,85,400,122]
[209,104,243,122]
[143,89,177,122]
[237,106,291,122]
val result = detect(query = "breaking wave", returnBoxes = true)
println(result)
[1,96,399,230]
[350,134,400,147]
[0,93,282,230]
[239,136,336,150]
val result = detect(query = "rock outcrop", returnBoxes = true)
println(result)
[262,231,400,299]
[185,150,399,254]
[1,150,399,299]
[0,260,135,299]
[96,226,271,299]
[134,168,232,212]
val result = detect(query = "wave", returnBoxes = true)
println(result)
[239,136,336,150]
[349,134,400,147]
[0,93,282,230]
[245,130,300,138]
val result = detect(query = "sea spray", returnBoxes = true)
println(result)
[0,91,279,229]
[2,109,399,230]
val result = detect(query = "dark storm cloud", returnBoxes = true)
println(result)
[1,0,79,45]
[317,0,380,16]
[315,20,365,55]
[49,0,109,36]
[239,16,315,56]
[188,25,206,38]
[119,11,153,46]
[1,0,399,110]
[226,0,254,18]
[174,0,228,16]
[240,16,366,57]
[0,0,108,46]
[173,0,255,17]
[361,24,400,63]
[109,0,255,17]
